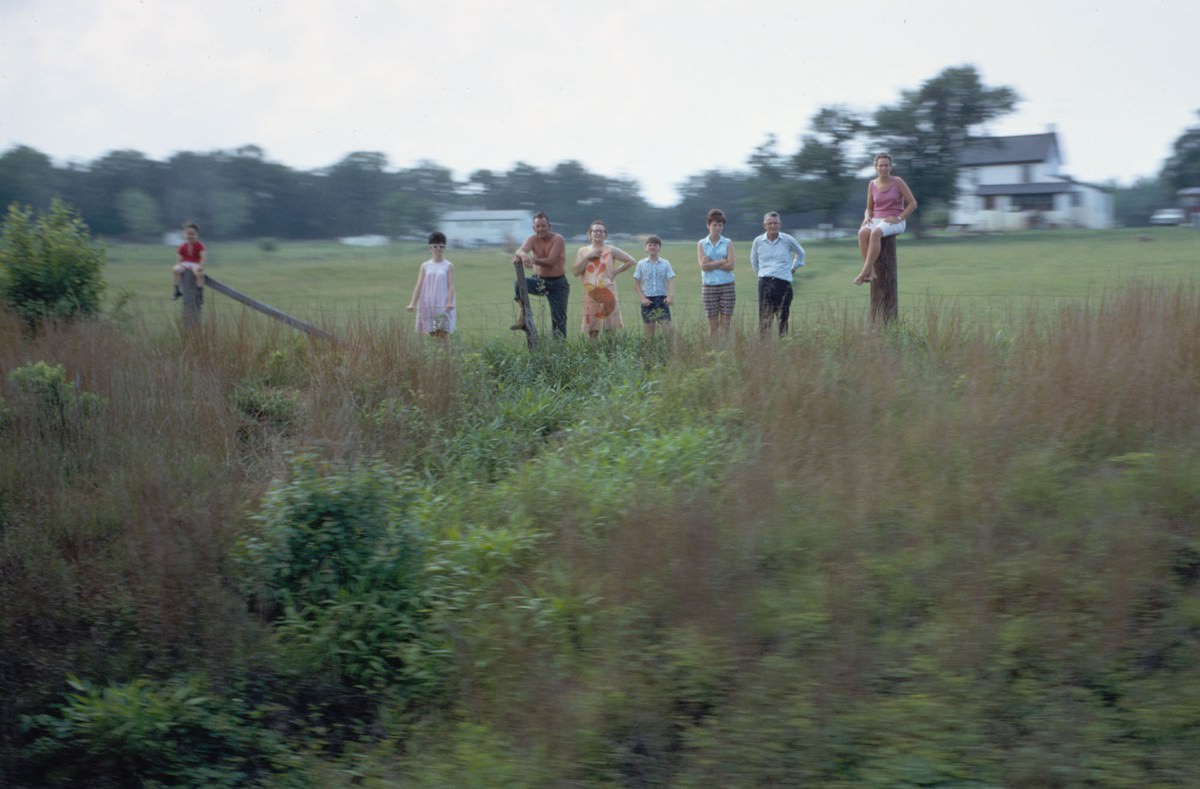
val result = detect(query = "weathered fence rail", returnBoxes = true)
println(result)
[179,275,338,343]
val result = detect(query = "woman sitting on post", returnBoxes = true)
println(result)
[854,153,917,285]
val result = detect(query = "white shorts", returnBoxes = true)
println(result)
[863,218,906,237]
[177,261,203,271]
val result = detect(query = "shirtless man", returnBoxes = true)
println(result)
[512,211,569,338]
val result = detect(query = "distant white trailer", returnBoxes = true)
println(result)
[440,210,531,248]
[339,234,391,247]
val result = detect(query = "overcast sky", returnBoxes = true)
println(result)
[1,0,1196,207]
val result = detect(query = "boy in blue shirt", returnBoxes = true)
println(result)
[633,235,676,335]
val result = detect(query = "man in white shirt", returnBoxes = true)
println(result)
[749,212,806,335]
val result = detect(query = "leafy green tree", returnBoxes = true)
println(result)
[1112,175,1174,226]
[790,107,866,226]
[1162,110,1200,192]
[69,149,165,237]
[0,146,56,213]
[209,187,253,237]
[463,160,653,234]
[220,145,308,238]
[321,151,392,236]
[115,188,162,239]
[383,160,459,236]
[0,199,106,328]
[673,169,760,239]
[871,65,1019,234]
[744,135,791,211]
[382,191,438,237]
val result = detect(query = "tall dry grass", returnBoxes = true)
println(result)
[440,284,1200,782]
[0,309,458,750]
[3,282,1199,784]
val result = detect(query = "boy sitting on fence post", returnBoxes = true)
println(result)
[173,221,206,304]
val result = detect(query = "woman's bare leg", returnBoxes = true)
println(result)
[854,227,883,285]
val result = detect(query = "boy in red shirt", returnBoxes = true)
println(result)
[173,221,206,301]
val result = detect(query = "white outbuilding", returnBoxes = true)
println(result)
[440,210,532,248]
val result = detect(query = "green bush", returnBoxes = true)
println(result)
[0,200,106,329]
[21,675,284,788]
[375,722,553,788]
[234,382,301,429]
[238,454,424,609]
[7,360,105,442]
[236,454,448,705]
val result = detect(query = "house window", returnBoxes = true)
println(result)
[1014,194,1053,211]
[984,195,997,210]
[1021,164,1033,183]
[1071,191,1083,208]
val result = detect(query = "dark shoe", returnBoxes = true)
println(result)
[510,316,528,331]
[173,286,182,300]
[196,288,204,305]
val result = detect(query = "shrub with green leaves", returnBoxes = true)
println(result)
[239,454,424,608]
[0,199,106,328]
[237,454,447,701]
[234,382,301,429]
[7,360,105,440]
[21,675,284,788]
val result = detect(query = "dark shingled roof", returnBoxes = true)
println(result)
[961,133,1060,166]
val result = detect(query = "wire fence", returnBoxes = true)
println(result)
[146,276,1161,348]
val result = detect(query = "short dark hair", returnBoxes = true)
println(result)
[427,231,447,245]
[706,208,726,225]
[532,212,549,222]
[589,219,607,233]
[874,152,893,165]
[645,234,662,246]
[183,221,200,233]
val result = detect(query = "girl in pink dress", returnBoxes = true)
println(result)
[406,232,456,339]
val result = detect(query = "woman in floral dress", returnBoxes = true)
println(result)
[571,220,637,339]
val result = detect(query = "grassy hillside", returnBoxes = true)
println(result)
[2,230,1200,786]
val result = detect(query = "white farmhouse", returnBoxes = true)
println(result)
[440,210,532,248]
[950,131,1113,231]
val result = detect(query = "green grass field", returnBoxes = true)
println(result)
[105,227,1200,340]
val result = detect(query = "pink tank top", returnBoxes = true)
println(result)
[870,179,904,219]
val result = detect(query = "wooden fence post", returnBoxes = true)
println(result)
[513,259,538,351]
[870,235,899,326]
[179,275,202,330]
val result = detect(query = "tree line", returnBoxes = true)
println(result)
[2,66,1195,240]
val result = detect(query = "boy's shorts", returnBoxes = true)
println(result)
[640,295,671,324]
[701,282,736,317]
